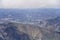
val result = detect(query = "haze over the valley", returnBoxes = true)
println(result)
[0,0,60,8]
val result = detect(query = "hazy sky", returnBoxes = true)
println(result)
[0,0,59,8]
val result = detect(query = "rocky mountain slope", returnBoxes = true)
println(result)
[0,21,60,40]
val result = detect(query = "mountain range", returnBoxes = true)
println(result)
[0,9,60,40]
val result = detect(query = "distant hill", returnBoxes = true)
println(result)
[39,16,60,32]
[0,9,60,22]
